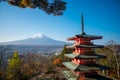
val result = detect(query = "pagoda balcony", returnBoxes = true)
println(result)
[74,48,93,54]
[74,39,91,45]
[65,53,106,59]
[66,44,103,49]
[75,44,104,48]
[73,51,94,55]
[72,58,95,65]
[74,42,92,45]
[63,62,109,71]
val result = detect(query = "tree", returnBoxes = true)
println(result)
[96,47,112,75]
[96,40,120,79]
[6,51,21,80]
[106,40,120,78]
[1,0,66,16]
[53,57,62,66]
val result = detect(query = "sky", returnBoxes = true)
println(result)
[0,0,120,44]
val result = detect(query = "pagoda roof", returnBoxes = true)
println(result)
[61,70,77,80]
[67,77,77,80]
[63,62,108,71]
[64,53,106,59]
[67,33,102,40]
[62,70,113,80]
[66,44,104,48]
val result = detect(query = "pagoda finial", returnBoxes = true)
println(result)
[81,14,85,35]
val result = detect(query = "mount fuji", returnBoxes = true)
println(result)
[1,33,69,46]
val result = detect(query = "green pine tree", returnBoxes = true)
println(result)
[6,51,21,80]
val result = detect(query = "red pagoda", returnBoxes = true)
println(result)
[62,15,112,80]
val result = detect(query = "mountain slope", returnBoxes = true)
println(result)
[1,33,69,46]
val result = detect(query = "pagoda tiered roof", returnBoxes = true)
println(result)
[62,70,113,80]
[66,44,104,48]
[61,70,78,80]
[65,53,106,59]
[67,33,102,40]
[63,62,108,71]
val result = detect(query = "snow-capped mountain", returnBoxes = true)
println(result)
[31,33,45,39]
[0,33,69,46]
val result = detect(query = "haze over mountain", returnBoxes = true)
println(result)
[0,33,69,46]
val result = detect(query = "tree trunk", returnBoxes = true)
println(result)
[116,60,120,78]
[113,50,119,78]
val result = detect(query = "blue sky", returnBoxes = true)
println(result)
[0,0,120,44]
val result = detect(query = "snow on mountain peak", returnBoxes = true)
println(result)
[31,33,45,38]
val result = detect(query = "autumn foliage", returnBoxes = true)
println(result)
[1,0,66,16]
[53,57,62,66]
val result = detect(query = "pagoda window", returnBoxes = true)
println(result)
[75,49,78,53]
[77,59,80,64]
[78,49,81,53]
